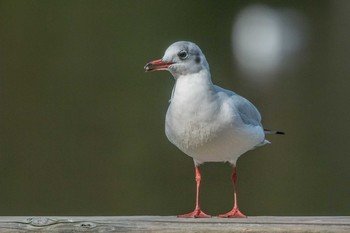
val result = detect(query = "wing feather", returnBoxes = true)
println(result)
[214,85,262,127]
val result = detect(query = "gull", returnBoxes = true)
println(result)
[144,41,284,218]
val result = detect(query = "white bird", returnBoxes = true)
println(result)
[144,41,283,218]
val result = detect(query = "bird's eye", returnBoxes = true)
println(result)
[178,50,188,60]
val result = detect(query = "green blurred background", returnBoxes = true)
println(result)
[0,0,349,216]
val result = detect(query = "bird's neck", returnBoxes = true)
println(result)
[170,69,215,104]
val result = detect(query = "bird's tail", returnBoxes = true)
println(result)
[264,129,285,135]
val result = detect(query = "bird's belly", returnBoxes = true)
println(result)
[187,130,260,164]
[165,114,263,164]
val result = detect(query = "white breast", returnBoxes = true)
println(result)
[165,72,265,165]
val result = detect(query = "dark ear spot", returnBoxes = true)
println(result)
[195,55,201,63]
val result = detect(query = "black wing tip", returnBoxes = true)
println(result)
[264,129,285,135]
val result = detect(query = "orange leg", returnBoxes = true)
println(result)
[177,165,211,218]
[219,165,247,218]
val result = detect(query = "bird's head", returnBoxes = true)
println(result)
[144,41,209,78]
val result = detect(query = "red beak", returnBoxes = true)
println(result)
[144,59,174,72]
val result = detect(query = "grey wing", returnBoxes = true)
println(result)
[214,85,262,127]
[234,95,262,127]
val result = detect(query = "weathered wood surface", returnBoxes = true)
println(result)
[0,216,349,232]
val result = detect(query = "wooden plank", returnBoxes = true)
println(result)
[0,216,349,232]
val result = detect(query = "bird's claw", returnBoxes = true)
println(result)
[177,208,211,218]
[218,208,247,218]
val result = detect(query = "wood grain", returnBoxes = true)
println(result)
[0,216,349,232]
